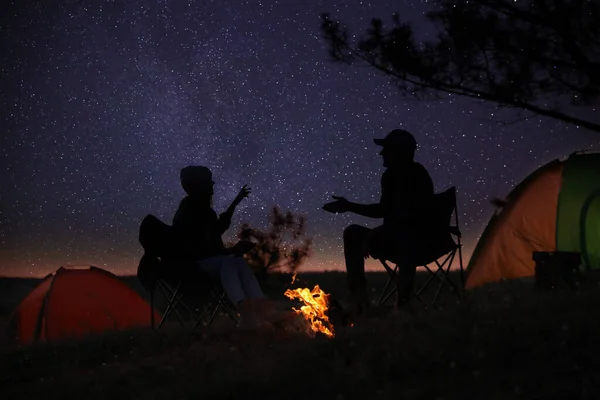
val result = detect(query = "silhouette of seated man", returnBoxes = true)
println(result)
[323,129,435,314]
[172,165,279,328]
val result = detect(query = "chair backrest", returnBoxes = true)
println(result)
[139,214,182,258]
[432,186,458,233]
[410,186,459,265]
[138,214,196,288]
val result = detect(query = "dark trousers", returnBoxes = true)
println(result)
[343,224,416,305]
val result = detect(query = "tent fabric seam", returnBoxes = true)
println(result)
[580,189,600,267]
[33,269,61,343]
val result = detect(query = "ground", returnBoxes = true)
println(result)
[1,271,599,399]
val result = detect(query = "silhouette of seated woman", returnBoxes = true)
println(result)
[173,165,276,328]
[323,129,435,315]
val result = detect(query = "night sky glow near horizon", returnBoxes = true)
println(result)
[1,0,598,278]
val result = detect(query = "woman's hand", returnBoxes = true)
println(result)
[234,184,251,205]
[225,185,251,217]
[232,240,255,256]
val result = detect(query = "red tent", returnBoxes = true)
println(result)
[6,266,159,345]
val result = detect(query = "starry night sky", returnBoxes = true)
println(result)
[1,0,598,277]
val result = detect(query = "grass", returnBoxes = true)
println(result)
[1,271,600,399]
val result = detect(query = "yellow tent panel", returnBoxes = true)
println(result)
[465,161,564,289]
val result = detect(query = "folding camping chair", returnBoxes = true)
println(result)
[137,214,239,331]
[377,186,465,308]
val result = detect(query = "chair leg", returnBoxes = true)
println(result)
[192,302,213,331]
[445,256,461,295]
[378,264,398,306]
[416,264,438,296]
[415,263,443,308]
[157,285,174,329]
[430,252,464,305]
[412,249,465,307]
[458,243,466,296]
[191,289,238,332]
[207,300,222,326]
[191,293,221,331]
[410,275,429,308]
[150,289,155,330]
[379,286,397,306]
[432,255,457,304]
[218,292,239,322]
[457,239,465,289]
[158,282,187,329]
[379,261,428,308]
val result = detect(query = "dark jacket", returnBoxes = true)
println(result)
[380,162,435,229]
[172,197,231,260]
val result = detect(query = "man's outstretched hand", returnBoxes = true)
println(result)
[323,195,351,213]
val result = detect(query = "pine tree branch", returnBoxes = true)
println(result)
[321,7,600,133]
[337,37,600,131]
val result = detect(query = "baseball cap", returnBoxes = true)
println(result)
[373,129,417,149]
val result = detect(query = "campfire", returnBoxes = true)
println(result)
[284,283,335,338]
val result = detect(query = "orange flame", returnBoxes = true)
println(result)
[291,272,297,284]
[284,285,335,338]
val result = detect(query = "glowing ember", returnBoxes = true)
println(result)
[284,285,335,338]
[291,272,297,284]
